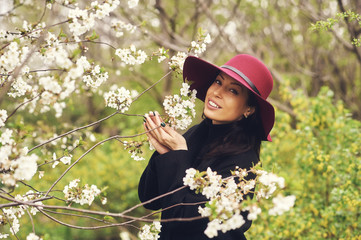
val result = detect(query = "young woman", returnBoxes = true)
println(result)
[138,54,275,239]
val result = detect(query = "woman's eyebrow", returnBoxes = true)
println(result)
[231,82,243,88]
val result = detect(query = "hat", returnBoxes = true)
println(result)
[182,54,275,141]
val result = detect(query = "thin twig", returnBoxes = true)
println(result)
[4,92,42,123]
[0,4,23,17]
[132,70,172,102]
[1,193,206,223]
[36,0,47,25]
[25,208,35,233]
[42,209,113,224]
[29,111,119,153]
[38,208,128,230]
[43,130,157,197]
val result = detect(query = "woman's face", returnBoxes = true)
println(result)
[204,72,255,125]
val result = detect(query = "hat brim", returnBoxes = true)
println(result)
[183,56,275,141]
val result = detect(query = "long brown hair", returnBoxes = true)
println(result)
[202,90,264,160]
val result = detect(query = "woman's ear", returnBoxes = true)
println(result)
[244,107,255,118]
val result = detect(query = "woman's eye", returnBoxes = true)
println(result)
[230,89,238,95]
[214,79,221,85]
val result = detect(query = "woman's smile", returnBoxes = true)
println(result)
[207,99,221,109]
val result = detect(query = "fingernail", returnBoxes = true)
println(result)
[144,114,149,118]
[143,119,146,123]
[161,122,166,127]
[153,111,156,116]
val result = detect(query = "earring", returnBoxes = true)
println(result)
[244,114,248,119]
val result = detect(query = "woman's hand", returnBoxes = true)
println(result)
[144,111,188,154]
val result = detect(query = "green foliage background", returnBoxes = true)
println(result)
[246,85,361,239]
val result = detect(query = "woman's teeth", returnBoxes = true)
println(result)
[209,100,220,108]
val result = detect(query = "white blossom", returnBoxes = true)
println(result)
[128,0,139,8]
[12,153,39,182]
[139,221,161,240]
[257,172,285,199]
[115,45,147,65]
[130,151,145,161]
[198,206,212,217]
[168,52,187,71]
[163,83,196,130]
[83,68,108,89]
[39,76,62,94]
[111,20,136,37]
[183,168,198,190]
[268,194,296,216]
[104,86,134,113]
[120,232,131,240]
[204,33,212,44]
[0,109,7,127]
[221,214,245,233]
[0,233,9,238]
[26,233,42,240]
[244,205,262,220]
[63,179,101,206]
[8,77,32,98]
[204,220,221,238]
[60,155,72,165]
[53,102,66,118]
[0,128,14,145]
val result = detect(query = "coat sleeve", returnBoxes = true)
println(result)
[138,148,258,213]
[138,149,194,210]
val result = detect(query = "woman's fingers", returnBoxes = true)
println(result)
[144,112,166,141]
[144,111,188,151]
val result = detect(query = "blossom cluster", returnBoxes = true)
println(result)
[115,45,148,66]
[189,33,212,56]
[111,19,137,37]
[104,85,138,112]
[51,152,73,169]
[139,221,161,240]
[163,83,197,130]
[0,41,30,81]
[1,191,43,236]
[63,179,101,206]
[153,47,169,63]
[67,0,120,41]
[168,52,188,73]
[128,0,139,9]
[3,37,104,118]
[83,64,109,89]
[0,109,7,127]
[0,128,39,186]
[183,166,295,238]
[256,170,285,199]
[123,140,145,161]
[26,233,43,240]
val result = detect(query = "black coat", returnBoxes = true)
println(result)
[138,119,259,239]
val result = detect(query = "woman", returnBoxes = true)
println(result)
[138,54,275,239]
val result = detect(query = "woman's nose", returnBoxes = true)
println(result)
[213,86,223,98]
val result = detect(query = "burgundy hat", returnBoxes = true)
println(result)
[183,54,275,141]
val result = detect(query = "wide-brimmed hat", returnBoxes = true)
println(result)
[182,54,275,141]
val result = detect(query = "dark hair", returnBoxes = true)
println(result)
[202,90,264,160]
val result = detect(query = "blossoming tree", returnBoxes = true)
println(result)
[0,0,300,239]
